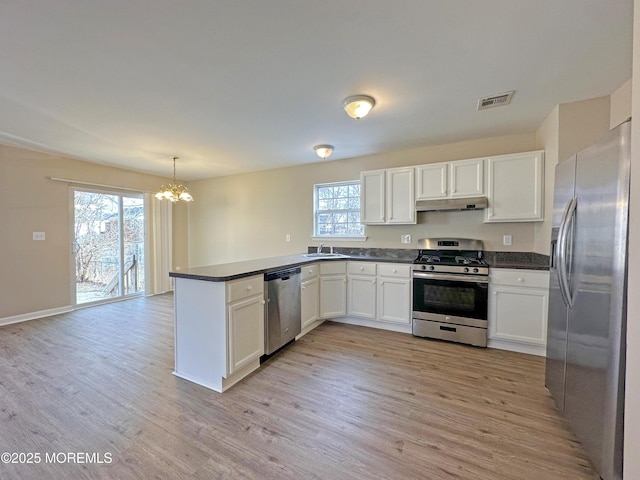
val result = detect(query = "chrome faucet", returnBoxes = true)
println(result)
[317,243,324,254]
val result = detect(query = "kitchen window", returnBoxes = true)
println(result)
[313,181,365,239]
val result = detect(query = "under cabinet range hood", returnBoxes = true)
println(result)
[415,196,488,212]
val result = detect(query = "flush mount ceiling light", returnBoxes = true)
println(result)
[155,156,193,202]
[314,144,334,159]
[343,94,376,119]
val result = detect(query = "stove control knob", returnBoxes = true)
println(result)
[473,268,479,273]
[421,265,427,271]
[463,267,469,273]
[429,265,435,271]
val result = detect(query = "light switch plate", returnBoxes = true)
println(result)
[33,232,46,241]
[503,235,512,246]
[401,234,411,244]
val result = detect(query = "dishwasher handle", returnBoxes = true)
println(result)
[264,267,301,282]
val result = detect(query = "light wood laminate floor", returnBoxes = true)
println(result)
[0,294,598,479]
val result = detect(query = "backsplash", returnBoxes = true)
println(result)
[308,246,550,270]
[309,246,417,261]
[483,251,550,270]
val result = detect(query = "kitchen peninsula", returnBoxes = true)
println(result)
[169,250,416,393]
[170,249,548,393]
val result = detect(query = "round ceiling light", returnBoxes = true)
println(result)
[343,95,376,119]
[314,144,334,159]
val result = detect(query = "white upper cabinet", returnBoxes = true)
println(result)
[360,170,386,224]
[415,158,484,200]
[415,163,447,199]
[386,167,416,224]
[361,167,415,225]
[450,158,484,198]
[484,151,544,222]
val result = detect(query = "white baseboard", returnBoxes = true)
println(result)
[488,338,546,356]
[0,305,73,327]
[296,318,326,340]
[1,292,173,328]
[330,316,413,334]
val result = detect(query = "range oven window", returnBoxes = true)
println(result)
[413,277,488,320]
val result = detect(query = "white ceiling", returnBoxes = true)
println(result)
[0,1,632,181]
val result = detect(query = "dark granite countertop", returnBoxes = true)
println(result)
[169,248,549,282]
[169,249,415,282]
[170,254,328,282]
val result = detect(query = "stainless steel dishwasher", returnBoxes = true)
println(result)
[264,267,301,355]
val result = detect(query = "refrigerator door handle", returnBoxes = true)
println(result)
[556,199,571,305]
[564,198,577,308]
[557,196,577,308]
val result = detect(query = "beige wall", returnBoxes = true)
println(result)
[0,145,180,319]
[186,133,541,267]
[557,96,611,163]
[625,1,640,477]
[532,96,611,255]
[534,106,559,254]
[172,202,189,272]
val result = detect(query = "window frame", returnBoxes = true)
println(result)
[312,180,367,241]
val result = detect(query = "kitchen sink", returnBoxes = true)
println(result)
[302,252,349,258]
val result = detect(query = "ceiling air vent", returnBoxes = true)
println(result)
[477,91,515,111]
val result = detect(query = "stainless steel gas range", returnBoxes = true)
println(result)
[412,238,489,347]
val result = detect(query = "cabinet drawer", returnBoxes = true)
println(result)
[378,263,411,278]
[319,261,347,275]
[301,264,319,280]
[227,275,264,303]
[490,269,549,288]
[347,262,377,276]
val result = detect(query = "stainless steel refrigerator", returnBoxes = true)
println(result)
[545,120,629,480]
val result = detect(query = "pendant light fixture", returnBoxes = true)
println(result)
[155,156,193,202]
[343,94,375,119]
[314,144,334,159]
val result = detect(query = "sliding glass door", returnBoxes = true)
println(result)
[72,189,145,305]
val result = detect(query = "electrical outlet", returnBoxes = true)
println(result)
[503,235,512,246]
[33,232,46,241]
[285,234,291,242]
[401,234,411,244]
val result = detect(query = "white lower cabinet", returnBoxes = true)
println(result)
[488,269,549,356]
[377,276,411,324]
[173,274,265,393]
[301,264,320,330]
[342,262,411,328]
[228,294,265,375]
[347,262,377,319]
[319,262,347,318]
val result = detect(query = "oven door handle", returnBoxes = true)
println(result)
[412,272,489,284]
